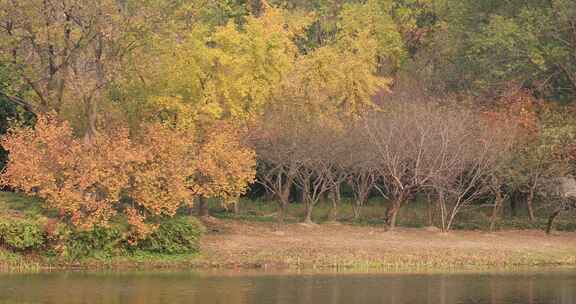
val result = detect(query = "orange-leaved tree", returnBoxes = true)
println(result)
[1,115,197,238]
[1,114,141,229]
[126,123,197,238]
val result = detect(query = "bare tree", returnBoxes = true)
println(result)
[429,107,514,232]
[542,177,576,234]
[364,102,456,230]
[342,122,379,219]
[250,106,304,225]
[291,115,347,224]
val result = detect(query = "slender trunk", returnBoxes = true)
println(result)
[352,201,361,220]
[277,201,286,226]
[437,190,447,232]
[197,196,209,217]
[327,185,340,222]
[83,97,98,143]
[277,194,289,226]
[277,174,293,225]
[84,33,105,143]
[546,209,561,235]
[489,191,503,232]
[352,184,369,220]
[527,189,536,221]
[301,176,314,223]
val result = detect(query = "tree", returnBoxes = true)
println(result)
[0,0,160,140]
[193,122,256,216]
[250,105,304,225]
[1,115,139,229]
[127,123,197,238]
[294,114,348,223]
[435,0,576,101]
[434,106,518,232]
[364,101,452,230]
[342,122,380,219]
[1,115,197,239]
[123,3,300,129]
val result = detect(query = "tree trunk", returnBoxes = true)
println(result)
[276,201,286,226]
[489,191,503,232]
[437,190,447,232]
[83,97,98,143]
[546,209,561,235]
[327,185,341,222]
[303,200,314,224]
[301,177,314,223]
[197,196,209,217]
[387,194,404,230]
[352,201,361,220]
[352,185,369,220]
[233,200,240,215]
[276,174,293,225]
[388,205,400,230]
[527,189,536,221]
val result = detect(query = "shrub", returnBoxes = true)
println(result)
[138,217,205,254]
[54,225,124,260]
[0,217,45,251]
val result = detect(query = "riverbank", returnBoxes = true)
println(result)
[198,217,576,269]
[3,217,576,271]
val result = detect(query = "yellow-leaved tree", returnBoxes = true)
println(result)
[122,4,302,128]
[193,122,256,215]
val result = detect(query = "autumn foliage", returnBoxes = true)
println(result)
[1,115,138,229]
[193,122,256,203]
[0,115,255,239]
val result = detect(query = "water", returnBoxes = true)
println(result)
[0,269,575,304]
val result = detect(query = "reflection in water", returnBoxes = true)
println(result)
[0,270,575,304]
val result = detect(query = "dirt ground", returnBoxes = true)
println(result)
[199,218,576,269]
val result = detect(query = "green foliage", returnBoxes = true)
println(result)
[0,217,45,251]
[138,217,205,254]
[435,0,576,100]
[0,65,35,168]
[54,225,124,260]
[0,191,45,218]
[0,213,206,259]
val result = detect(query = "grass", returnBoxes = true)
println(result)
[1,192,576,271]
[0,192,206,272]
[50,251,204,270]
[211,196,576,232]
[0,249,41,272]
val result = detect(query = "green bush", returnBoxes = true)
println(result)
[138,217,205,254]
[56,225,123,260]
[0,217,45,251]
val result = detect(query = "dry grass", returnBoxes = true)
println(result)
[198,217,576,270]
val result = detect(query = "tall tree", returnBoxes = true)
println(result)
[0,0,158,139]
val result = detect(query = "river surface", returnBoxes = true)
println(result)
[0,269,575,304]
